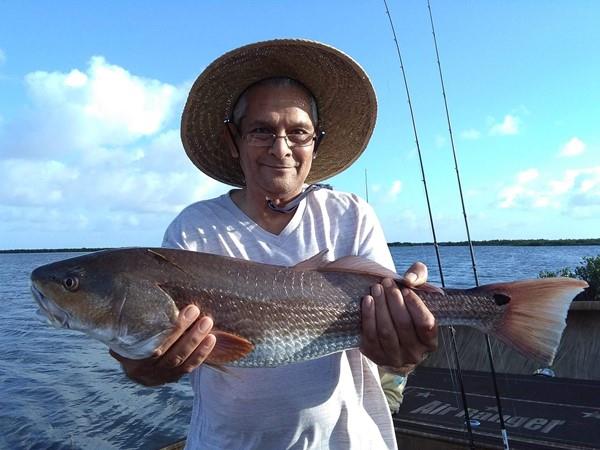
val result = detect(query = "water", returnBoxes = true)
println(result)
[1,246,598,449]
[389,245,600,287]
[0,252,192,450]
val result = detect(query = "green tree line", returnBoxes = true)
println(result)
[389,238,600,247]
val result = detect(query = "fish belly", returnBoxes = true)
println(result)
[229,330,362,368]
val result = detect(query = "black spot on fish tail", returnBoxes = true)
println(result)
[146,249,192,277]
[494,293,511,306]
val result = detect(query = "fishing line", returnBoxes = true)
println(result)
[426,1,510,448]
[440,327,464,413]
[381,1,475,448]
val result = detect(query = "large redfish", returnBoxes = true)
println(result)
[30,248,587,367]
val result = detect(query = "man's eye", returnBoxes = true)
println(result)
[289,129,309,135]
[250,127,272,134]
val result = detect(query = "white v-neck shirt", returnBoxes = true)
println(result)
[163,189,397,450]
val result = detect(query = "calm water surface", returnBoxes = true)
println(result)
[1,246,598,449]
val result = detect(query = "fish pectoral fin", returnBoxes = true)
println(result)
[206,330,255,364]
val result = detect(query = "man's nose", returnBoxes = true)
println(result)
[269,135,293,158]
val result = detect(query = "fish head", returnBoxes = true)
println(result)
[30,249,179,359]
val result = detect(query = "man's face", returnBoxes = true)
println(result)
[230,83,316,200]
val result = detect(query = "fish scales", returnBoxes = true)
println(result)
[157,260,368,366]
[30,247,588,366]
[204,254,496,366]
[209,268,367,367]
[418,289,505,329]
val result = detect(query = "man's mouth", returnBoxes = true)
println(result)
[264,164,295,169]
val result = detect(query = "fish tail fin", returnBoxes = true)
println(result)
[481,277,587,364]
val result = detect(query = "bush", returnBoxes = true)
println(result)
[539,267,576,278]
[539,255,600,301]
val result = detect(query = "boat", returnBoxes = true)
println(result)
[394,301,600,449]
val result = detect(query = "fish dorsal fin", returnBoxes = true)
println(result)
[319,255,444,294]
[321,255,401,279]
[292,249,330,270]
[147,248,192,277]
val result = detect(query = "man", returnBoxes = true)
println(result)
[112,39,437,449]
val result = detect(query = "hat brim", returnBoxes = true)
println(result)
[181,39,377,187]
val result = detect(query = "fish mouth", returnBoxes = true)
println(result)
[31,284,72,329]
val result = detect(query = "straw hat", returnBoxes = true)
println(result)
[181,39,377,187]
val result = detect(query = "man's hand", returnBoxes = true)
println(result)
[110,305,216,386]
[360,262,438,374]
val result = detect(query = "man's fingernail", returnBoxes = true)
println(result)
[184,306,200,320]
[198,317,212,333]
[363,296,373,309]
[372,285,382,296]
[405,272,418,283]
[382,278,394,288]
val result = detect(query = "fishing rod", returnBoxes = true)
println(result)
[381,1,476,448]
[426,1,510,448]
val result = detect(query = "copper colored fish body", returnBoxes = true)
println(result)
[30,248,588,367]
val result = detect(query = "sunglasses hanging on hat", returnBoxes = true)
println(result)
[267,183,333,214]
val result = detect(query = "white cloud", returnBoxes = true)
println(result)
[499,166,600,213]
[559,137,586,157]
[388,180,403,198]
[461,129,481,140]
[14,56,185,155]
[499,185,525,208]
[0,48,5,65]
[490,114,519,136]
[0,159,79,206]
[0,56,228,244]
[533,197,551,208]
[517,168,539,184]
[64,69,87,87]
[499,168,548,209]
[550,169,578,195]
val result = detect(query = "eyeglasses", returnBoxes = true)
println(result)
[225,120,325,149]
[244,131,317,148]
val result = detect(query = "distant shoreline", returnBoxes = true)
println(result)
[389,238,600,247]
[2,238,600,253]
[0,248,109,254]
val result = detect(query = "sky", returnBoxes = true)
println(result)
[1,1,599,249]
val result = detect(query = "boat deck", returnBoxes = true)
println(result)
[394,367,600,449]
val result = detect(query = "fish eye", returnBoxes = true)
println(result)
[62,276,80,291]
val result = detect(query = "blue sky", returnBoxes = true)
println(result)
[1,1,598,249]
